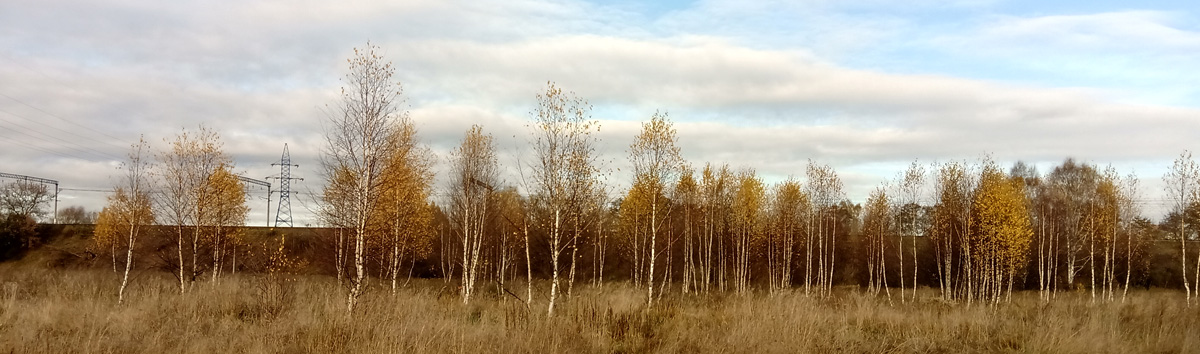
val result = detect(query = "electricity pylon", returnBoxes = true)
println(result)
[269,144,302,227]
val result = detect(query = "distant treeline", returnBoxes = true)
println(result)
[3,217,1196,295]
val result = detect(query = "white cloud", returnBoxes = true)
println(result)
[1,0,1196,224]
[928,10,1200,106]
[971,11,1200,52]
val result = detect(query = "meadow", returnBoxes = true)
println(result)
[2,264,1198,353]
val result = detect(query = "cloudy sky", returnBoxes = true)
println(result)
[2,0,1197,225]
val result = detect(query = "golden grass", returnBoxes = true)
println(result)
[1,265,1198,353]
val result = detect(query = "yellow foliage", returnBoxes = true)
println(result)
[263,233,307,275]
[971,163,1033,299]
[203,164,248,231]
[91,206,120,255]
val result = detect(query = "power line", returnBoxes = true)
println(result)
[0,133,79,160]
[236,175,272,226]
[0,91,129,146]
[0,55,131,155]
[0,103,128,153]
[0,53,78,92]
[0,108,123,161]
[59,188,111,193]
[0,113,114,160]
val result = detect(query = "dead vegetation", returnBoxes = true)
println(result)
[1,264,1197,353]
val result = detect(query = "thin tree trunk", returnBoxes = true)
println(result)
[548,209,561,316]
[212,225,221,283]
[1051,220,1060,297]
[335,229,345,287]
[568,217,579,297]
[1194,245,1200,301]
[705,205,712,293]
[524,215,532,308]
[647,200,657,308]
[1182,210,1191,305]
[1039,206,1047,301]
[598,218,606,287]
[177,227,185,294]
[881,220,891,299]
[392,214,404,294]
[784,226,793,291]
[898,214,905,302]
[191,211,200,286]
[818,209,825,294]
[912,215,919,301]
[663,224,673,300]
[118,225,136,304]
[829,217,837,297]
[805,212,813,296]
[461,210,472,304]
[1089,203,1097,302]
[347,201,367,313]
[1123,219,1132,301]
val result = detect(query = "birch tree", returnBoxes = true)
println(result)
[320,166,357,286]
[698,164,732,293]
[1083,167,1122,301]
[969,161,1032,303]
[627,111,683,307]
[768,178,806,294]
[1119,173,1142,301]
[491,187,527,299]
[805,161,844,296]
[493,187,533,306]
[730,169,765,294]
[862,185,891,298]
[1011,162,1061,302]
[203,164,247,283]
[896,161,925,302]
[155,126,230,293]
[448,125,499,304]
[929,161,973,302]
[91,208,122,272]
[618,177,660,290]
[563,140,606,298]
[321,42,407,313]
[676,167,701,294]
[528,82,599,316]
[97,137,155,304]
[1046,159,1099,293]
[376,120,435,294]
[1164,151,1199,304]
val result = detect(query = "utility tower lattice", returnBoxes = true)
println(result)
[269,144,303,227]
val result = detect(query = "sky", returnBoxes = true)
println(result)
[2,0,1198,226]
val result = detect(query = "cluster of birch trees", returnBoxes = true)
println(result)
[89,43,1200,310]
[94,127,250,303]
[315,43,1200,315]
[316,44,437,312]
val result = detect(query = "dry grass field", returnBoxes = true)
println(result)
[1,264,1198,353]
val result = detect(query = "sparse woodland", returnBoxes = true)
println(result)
[3,42,1200,353]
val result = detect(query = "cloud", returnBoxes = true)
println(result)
[928,10,1200,105]
[389,33,1200,155]
[1,0,1195,224]
[968,11,1200,52]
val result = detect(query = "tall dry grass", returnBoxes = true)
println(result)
[1,264,1197,353]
